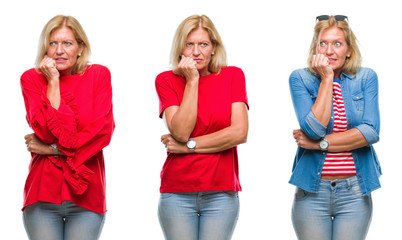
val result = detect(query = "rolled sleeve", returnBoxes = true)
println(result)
[356,124,379,145]
[289,69,326,140]
[304,111,327,139]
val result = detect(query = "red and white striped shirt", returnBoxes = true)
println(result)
[322,79,356,176]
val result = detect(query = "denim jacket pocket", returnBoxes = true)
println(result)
[351,92,364,111]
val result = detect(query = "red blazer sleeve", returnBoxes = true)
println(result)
[59,66,115,195]
[21,69,78,147]
[61,66,115,165]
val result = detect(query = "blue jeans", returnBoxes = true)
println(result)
[292,176,373,240]
[158,191,240,240]
[23,201,105,240]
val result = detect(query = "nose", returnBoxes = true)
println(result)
[192,44,200,56]
[56,43,64,54]
[325,43,334,55]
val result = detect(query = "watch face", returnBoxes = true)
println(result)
[187,140,196,149]
[320,140,328,149]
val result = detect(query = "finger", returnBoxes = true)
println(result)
[311,54,317,68]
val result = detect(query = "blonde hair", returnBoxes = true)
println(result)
[35,15,90,74]
[170,15,226,74]
[307,16,361,77]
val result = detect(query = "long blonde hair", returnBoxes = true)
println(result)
[170,15,226,74]
[35,15,90,74]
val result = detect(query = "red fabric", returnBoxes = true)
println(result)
[155,66,248,192]
[20,64,115,214]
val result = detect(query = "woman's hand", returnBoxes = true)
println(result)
[25,133,52,155]
[311,54,333,82]
[161,134,189,154]
[174,56,199,82]
[293,129,319,150]
[40,55,61,109]
[38,55,60,81]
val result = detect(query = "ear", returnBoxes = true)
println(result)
[78,43,84,56]
[346,46,352,57]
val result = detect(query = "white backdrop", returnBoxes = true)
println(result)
[1,0,400,239]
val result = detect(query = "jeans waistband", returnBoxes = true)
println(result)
[320,176,358,187]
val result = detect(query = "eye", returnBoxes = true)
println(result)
[334,42,342,47]
[64,42,72,46]
[200,42,208,47]
[319,41,327,47]
[185,43,193,47]
[49,42,57,47]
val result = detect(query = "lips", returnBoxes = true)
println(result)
[193,58,203,63]
[55,57,68,63]
[328,58,337,64]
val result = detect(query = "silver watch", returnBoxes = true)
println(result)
[186,138,196,151]
[50,143,59,158]
[319,138,329,151]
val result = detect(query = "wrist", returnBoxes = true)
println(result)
[319,137,329,151]
[186,138,197,152]
[50,143,59,158]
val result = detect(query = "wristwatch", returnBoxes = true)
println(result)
[186,138,196,151]
[319,137,329,151]
[50,143,59,158]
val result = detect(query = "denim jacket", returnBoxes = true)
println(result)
[289,67,381,195]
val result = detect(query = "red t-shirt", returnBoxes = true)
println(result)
[155,66,248,192]
[20,64,115,214]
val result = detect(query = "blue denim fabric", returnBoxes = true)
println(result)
[292,176,372,240]
[23,201,105,240]
[158,191,239,240]
[288,68,381,195]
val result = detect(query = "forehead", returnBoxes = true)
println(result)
[319,26,346,41]
[50,26,76,40]
[186,27,211,41]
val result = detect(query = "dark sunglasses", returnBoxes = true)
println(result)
[316,15,348,22]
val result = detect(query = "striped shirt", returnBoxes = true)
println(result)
[322,79,356,176]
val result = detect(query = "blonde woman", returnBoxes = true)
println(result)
[155,15,249,240]
[289,15,381,240]
[21,15,114,240]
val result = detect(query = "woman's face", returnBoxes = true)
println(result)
[182,27,215,76]
[47,26,83,75]
[316,26,352,78]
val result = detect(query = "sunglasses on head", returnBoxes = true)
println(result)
[316,15,348,22]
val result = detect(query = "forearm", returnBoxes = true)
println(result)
[326,128,368,152]
[46,80,61,109]
[194,125,248,153]
[311,80,333,126]
[168,80,198,142]
[194,103,248,153]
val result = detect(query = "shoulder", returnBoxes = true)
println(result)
[289,68,316,80]
[220,66,244,76]
[156,70,175,79]
[289,68,319,88]
[355,67,377,79]
[20,68,45,86]
[155,70,182,87]
[21,68,40,79]
[85,64,111,75]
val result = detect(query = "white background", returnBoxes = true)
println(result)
[1,0,400,239]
